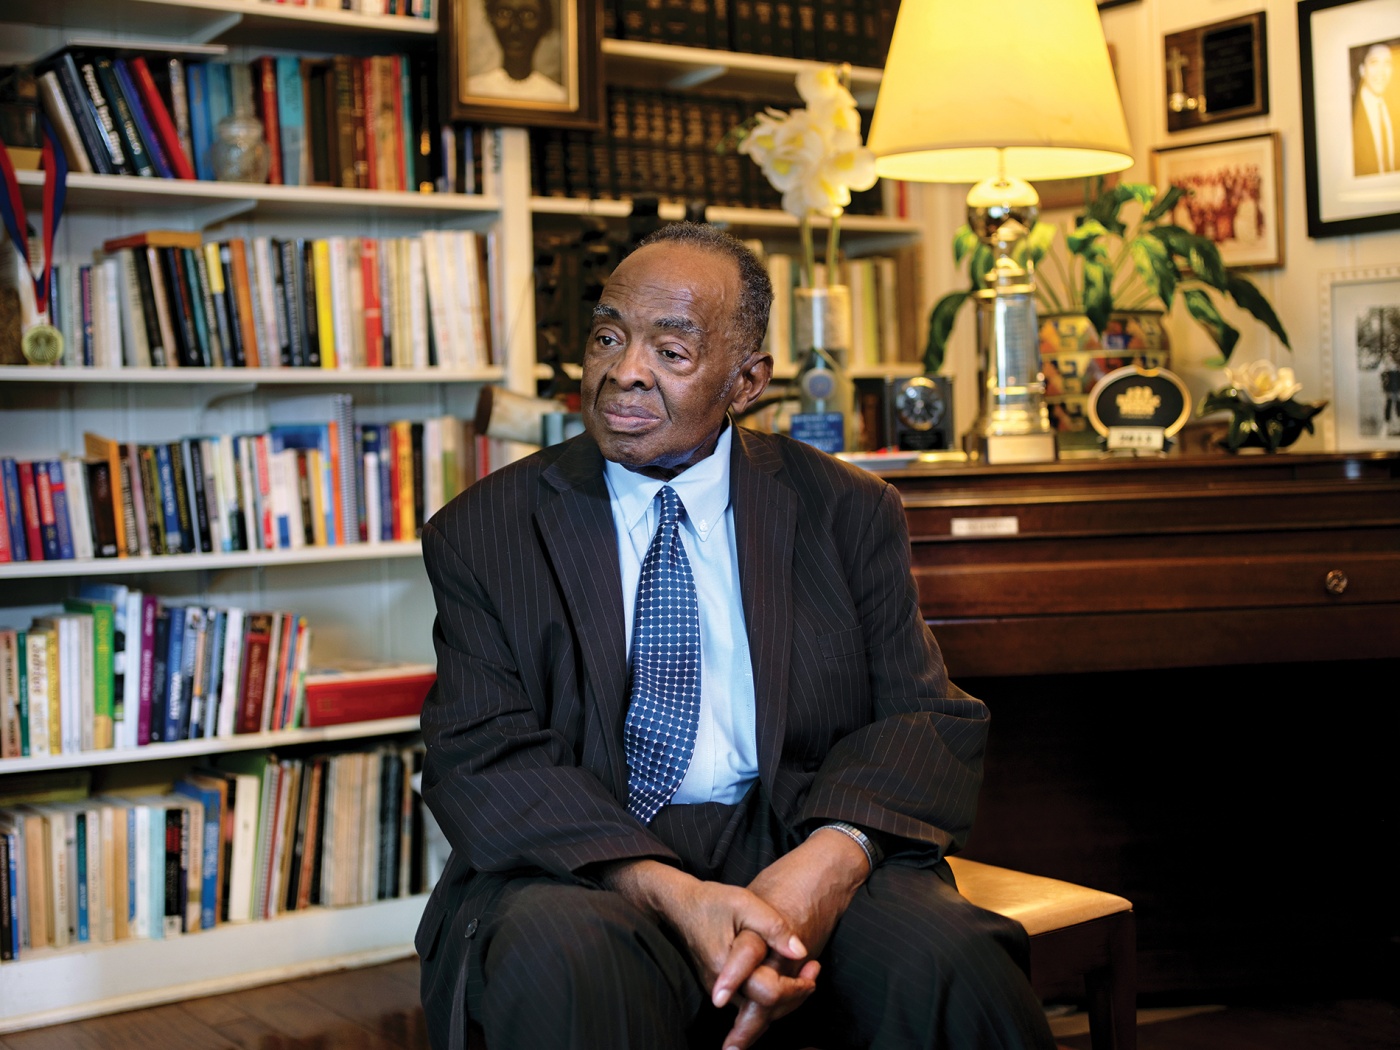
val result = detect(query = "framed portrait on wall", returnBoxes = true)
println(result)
[443,0,602,129]
[1151,132,1284,269]
[1298,0,1400,237]
[1320,266,1400,449]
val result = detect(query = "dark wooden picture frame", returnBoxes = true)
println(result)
[1151,132,1285,269]
[1164,12,1269,133]
[1299,0,1400,238]
[442,0,602,130]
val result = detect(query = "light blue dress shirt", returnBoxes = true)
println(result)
[603,424,759,806]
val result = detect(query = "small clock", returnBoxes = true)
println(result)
[885,375,955,451]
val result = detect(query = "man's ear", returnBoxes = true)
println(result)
[728,351,774,415]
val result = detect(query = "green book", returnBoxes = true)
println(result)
[65,599,115,751]
[16,629,28,757]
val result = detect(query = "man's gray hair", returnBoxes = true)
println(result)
[635,222,773,360]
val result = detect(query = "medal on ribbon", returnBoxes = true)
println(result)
[0,115,68,365]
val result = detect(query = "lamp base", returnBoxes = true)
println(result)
[979,431,1058,465]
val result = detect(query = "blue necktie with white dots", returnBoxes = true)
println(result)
[624,485,701,824]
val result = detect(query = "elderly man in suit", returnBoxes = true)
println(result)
[416,222,1054,1050]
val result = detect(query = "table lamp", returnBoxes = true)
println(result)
[868,0,1133,463]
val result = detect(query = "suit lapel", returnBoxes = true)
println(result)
[732,428,795,791]
[537,437,629,794]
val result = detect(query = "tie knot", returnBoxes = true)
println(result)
[656,485,685,527]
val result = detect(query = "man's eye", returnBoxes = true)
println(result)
[594,333,619,347]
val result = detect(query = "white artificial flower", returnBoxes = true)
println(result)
[1225,359,1303,405]
[820,128,878,194]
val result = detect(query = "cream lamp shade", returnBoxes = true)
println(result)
[868,0,1134,183]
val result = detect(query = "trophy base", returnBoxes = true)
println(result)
[979,431,1058,465]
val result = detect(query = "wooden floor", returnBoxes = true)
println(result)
[2,959,1396,1049]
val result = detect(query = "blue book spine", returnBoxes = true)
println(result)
[154,444,184,553]
[148,807,164,940]
[186,63,213,180]
[176,607,201,740]
[162,605,186,743]
[274,56,305,187]
[75,813,90,942]
[126,807,138,931]
[181,249,212,367]
[203,610,226,738]
[206,63,232,131]
[173,783,220,929]
[114,59,174,179]
[46,462,76,560]
[377,427,392,541]
[2,459,28,562]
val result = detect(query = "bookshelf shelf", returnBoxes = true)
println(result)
[0,540,424,580]
[0,366,505,385]
[0,716,421,776]
[602,38,882,103]
[530,196,918,251]
[0,893,428,1033]
[5,0,436,48]
[16,171,498,225]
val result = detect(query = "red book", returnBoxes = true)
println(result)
[235,612,275,734]
[302,664,434,727]
[360,238,383,367]
[128,57,196,180]
[252,57,282,186]
[23,462,54,561]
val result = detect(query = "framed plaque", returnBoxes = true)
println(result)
[1088,366,1192,452]
[1164,12,1269,132]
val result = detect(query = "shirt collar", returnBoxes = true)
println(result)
[603,422,733,541]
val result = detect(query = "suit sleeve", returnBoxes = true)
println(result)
[419,514,679,880]
[797,481,989,863]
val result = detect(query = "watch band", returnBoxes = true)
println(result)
[812,821,882,873]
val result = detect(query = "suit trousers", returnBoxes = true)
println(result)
[421,793,1055,1050]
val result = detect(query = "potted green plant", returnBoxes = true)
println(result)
[924,180,1291,372]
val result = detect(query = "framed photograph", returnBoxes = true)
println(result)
[1164,13,1269,133]
[1151,132,1284,269]
[1298,0,1400,237]
[443,0,602,130]
[1320,266,1400,449]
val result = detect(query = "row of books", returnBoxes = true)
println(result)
[0,586,314,758]
[530,87,883,214]
[0,410,489,564]
[34,47,441,193]
[607,0,901,69]
[14,226,498,373]
[0,743,433,961]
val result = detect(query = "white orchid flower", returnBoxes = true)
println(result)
[1224,359,1304,406]
[820,129,878,193]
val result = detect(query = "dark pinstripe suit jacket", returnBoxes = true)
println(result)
[415,425,989,963]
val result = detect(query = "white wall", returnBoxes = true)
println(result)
[921,0,1400,450]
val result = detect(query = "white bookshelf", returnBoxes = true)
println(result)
[0,1,497,1028]
[0,540,423,580]
[0,893,429,1034]
[0,366,506,384]
[0,716,420,775]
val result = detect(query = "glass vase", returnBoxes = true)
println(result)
[209,112,271,184]
[791,285,858,453]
